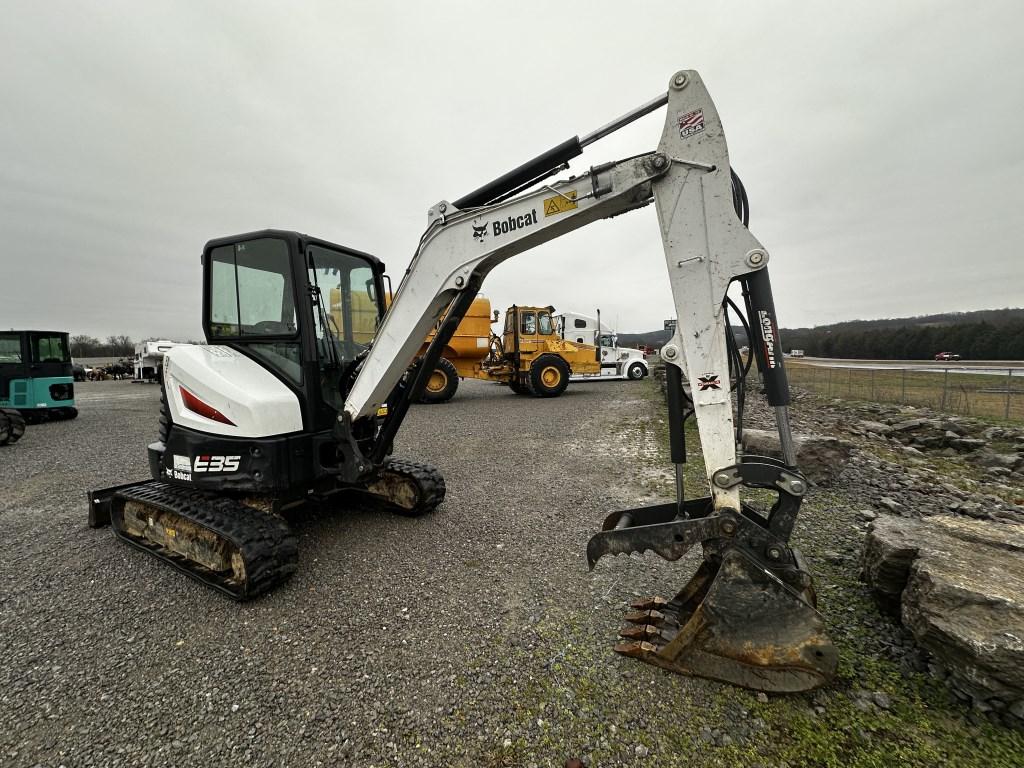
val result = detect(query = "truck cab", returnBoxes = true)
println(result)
[486,305,600,395]
[555,311,649,380]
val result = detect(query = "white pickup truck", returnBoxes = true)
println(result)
[555,311,649,380]
[133,340,192,382]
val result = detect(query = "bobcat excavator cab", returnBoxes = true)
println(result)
[89,70,836,692]
[88,232,445,598]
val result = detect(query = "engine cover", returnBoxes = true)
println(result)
[163,346,303,438]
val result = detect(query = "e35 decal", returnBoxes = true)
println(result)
[193,455,242,473]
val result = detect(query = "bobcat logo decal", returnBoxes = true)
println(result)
[472,220,488,243]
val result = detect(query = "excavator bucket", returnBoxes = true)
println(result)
[613,548,837,693]
[587,491,838,693]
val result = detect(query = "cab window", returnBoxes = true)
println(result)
[521,311,537,335]
[208,237,301,384]
[209,238,297,338]
[538,312,553,335]
[31,334,70,363]
[0,333,21,363]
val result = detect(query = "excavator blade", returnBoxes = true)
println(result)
[611,549,837,693]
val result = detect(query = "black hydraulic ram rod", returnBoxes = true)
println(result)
[665,362,688,516]
[745,267,789,406]
[744,267,799,466]
[452,93,669,210]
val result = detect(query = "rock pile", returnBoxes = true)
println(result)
[862,515,1024,729]
[844,411,1024,474]
[741,428,852,486]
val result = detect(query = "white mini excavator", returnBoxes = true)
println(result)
[89,70,837,693]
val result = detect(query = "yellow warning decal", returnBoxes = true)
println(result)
[543,190,578,217]
[376,405,389,418]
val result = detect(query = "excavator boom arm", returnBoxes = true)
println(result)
[344,70,777,514]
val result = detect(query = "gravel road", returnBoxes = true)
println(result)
[0,378,712,768]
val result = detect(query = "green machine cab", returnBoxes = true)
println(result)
[0,330,78,422]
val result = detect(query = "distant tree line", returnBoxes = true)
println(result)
[782,319,1024,360]
[69,335,202,358]
[619,308,1024,361]
[70,335,135,357]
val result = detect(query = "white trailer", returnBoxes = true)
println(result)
[133,340,192,382]
[555,311,649,380]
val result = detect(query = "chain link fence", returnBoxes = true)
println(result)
[787,363,1024,423]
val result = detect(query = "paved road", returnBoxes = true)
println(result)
[793,358,1024,377]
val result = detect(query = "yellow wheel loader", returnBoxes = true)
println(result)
[89,70,837,693]
[416,300,600,402]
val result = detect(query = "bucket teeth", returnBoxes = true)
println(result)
[630,596,669,610]
[618,624,663,641]
[614,640,660,657]
[624,609,665,625]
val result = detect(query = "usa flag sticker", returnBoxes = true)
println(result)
[678,109,705,138]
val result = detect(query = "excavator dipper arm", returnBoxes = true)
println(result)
[340,70,837,692]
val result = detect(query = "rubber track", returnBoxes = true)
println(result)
[8,410,25,443]
[380,458,446,517]
[0,409,25,446]
[111,482,298,600]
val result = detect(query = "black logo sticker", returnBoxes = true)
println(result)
[697,374,721,391]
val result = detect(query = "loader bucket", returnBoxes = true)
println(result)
[614,548,837,693]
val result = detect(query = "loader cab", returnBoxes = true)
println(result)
[203,230,386,431]
[502,305,555,360]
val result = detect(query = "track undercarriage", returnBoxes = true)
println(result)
[88,459,445,599]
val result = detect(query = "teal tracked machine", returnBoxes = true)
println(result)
[0,330,77,444]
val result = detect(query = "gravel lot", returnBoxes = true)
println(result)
[0,378,700,768]
[3,379,1023,767]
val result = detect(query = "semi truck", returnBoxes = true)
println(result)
[556,311,649,380]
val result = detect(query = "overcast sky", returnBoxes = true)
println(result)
[2,1,1022,342]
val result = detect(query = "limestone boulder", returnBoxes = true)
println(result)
[862,515,1024,727]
